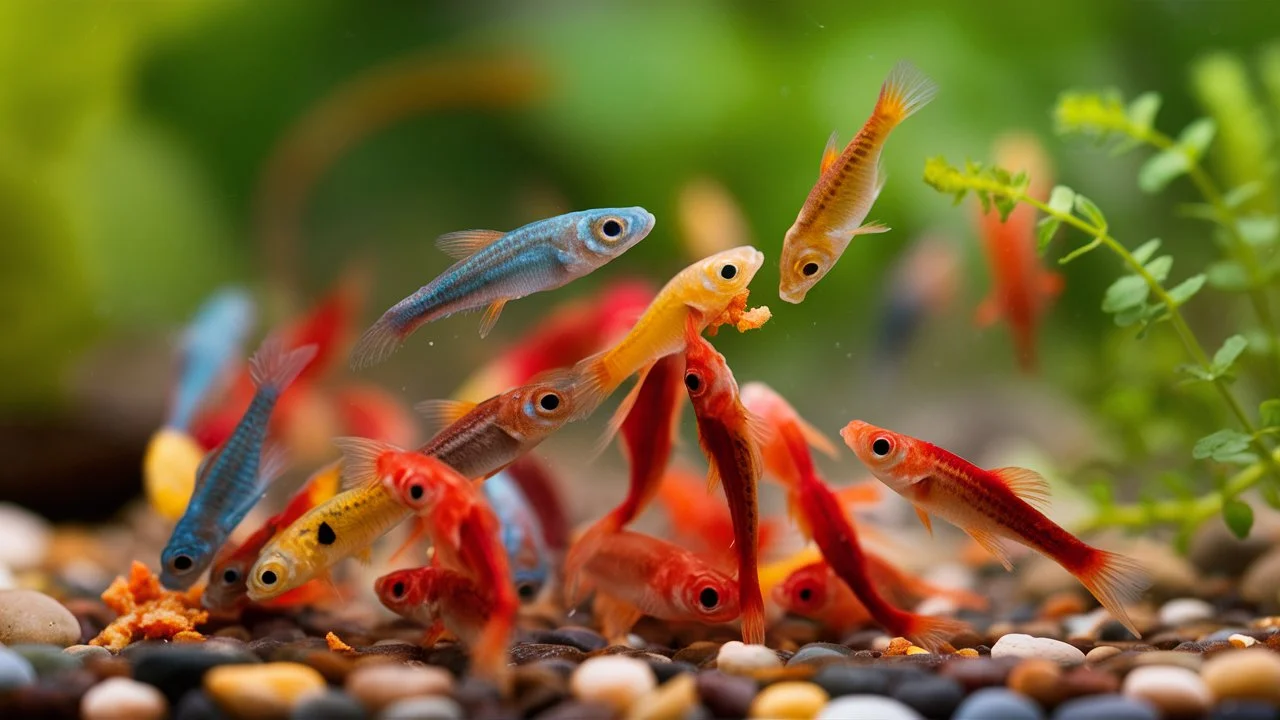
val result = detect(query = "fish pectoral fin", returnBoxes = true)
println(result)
[421,620,446,647]
[834,480,881,507]
[966,528,1015,571]
[435,229,505,260]
[990,467,1052,512]
[743,410,774,449]
[852,221,891,236]
[594,591,645,642]
[389,517,432,564]
[974,295,1001,327]
[354,546,374,566]
[478,299,507,339]
[413,399,478,440]
[913,505,934,536]
[798,416,839,459]
[333,436,401,490]
[820,130,842,176]
[1040,271,1066,298]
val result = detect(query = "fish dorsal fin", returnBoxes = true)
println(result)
[913,504,934,537]
[435,230,505,260]
[967,528,1014,571]
[414,399,478,439]
[332,436,398,491]
[990,467,1052,512]
[478,299,507,339]
[820,130,841,175]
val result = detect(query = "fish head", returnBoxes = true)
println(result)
[778,226,837,304]
[840,420,913,490]
[501,371,579,442]
[375,567,433,615]
[160,538,213,591]
[513,568,547,604]
[247,547,302,601]
[573,207,656,260]
[775,563,830,617]
[686,246,765,314]
[202,552,252,611]
[382,453,454,514]
[678,567,742,624]
[681,319,738,414]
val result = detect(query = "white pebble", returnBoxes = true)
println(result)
[1063,608,1111,637]
[346,664,453,711]
[914,596,958,617]
[715,641,782,675]
[1122,665,1211,717]
[817,695,923,720]
[990,634,1085,666]
[81,677,167,720]
[571,655,656,711]
[380,696,464,720]
[1158,598,1214,627]
[1229,634,1257,648]
[0,504,51,570]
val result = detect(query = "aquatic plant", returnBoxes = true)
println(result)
[922,47,1280,548]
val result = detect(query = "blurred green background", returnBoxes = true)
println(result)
[2,0,1277,519]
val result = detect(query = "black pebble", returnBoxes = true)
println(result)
[697,670,757,718]
[813,665,892,697]
[317,522,337,545]
[650,660,697,684]
[1098,619,1139,642]
[174,691,227,720]
[132,646,258,705]
[533,700,616,720]
[528,628,608,653]
[290,690,368,720]
[1209,701,1280,720]
[891,676,965,720]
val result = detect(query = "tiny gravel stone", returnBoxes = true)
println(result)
[0,589,82,647]
[205,662,327,720]
[290,690,368,720]
[940,657,1018,692]
[991,634,1085,666]
[697,670,757,718]
[786,643,852,667]
[716,641,782,674]
[346,663,454,711]
[534,700,617,720]
[570,655,656,712]
[1158,598,1215,627]
[0,644,36,690]
[11,643,81,676]
[816,694,924,720]
[1006,658,1063,707]
[1121,665,1211,718]
[952,687,1044,720]
[671,642,721,666]
[892,675,964,720]
[1208,700,1280,720]
[1085,646,1122,663]
[511,642,587,665]
[531,627,608,653]
[1052,694,1158,720]
[748,681,827,719]
[1229,633,1257,648]
[173,691,223,720]
[81,676,168,720]
[1201,648,1280,704]
[133,644,260,705]
[649,659,696,684]
[380,696,465,720]
[812,665,890,697]
[64,644,111,662]
[626,672,697,720]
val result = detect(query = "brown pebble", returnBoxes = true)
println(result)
[1085,646,1122,663]
[84,656,132,681]
[1040,592,1087,620]
[671,642,722,667]
[1007,659,1064,707]
[300,651,354,684]
[1133,651,1203,670]
[940,657,1017,691]
[511,643,587,666]
[1059,665,1119,697]
[214,626,252,642]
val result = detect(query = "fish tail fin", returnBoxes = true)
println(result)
[902,613,968,653]
[587,362,652,459]
[349,314,406,370]
[1075,549,1150,638]
[874,60,938,128]
[740,579,767,646]
[566,351,612,421]
[249,336,318,393]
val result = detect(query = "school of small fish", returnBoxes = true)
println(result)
[149,59,1151,686]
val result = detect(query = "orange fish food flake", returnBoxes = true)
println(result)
[90,561,208,651]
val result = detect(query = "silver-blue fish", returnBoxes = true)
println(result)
[349,207,655,368]
[168,287,256,431]
[160,335,317,590]
[483,470,552,602]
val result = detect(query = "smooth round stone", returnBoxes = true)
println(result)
[570,655,656,712]
[1121,665,1210,718]
[697,670,758,718]
[1085,646,1122,664]
[174,691,223,720]
[0,644,36,690]
[534,700,615,720]
[1158,598,1215,627]
[530,627,608,653]
[380,696,464,720]
[1208,700,1280,720]
[205,662,327,719]
[11,643,81,677]
[81,676,168,720]
[290,690,368,720]
[1201,648,1280,703]
[991,634,1085,666]
[786,643,852,667]
[749,681,828,719]
[816,695,923,720]
[627,673,697,720]
[346,664,454,711]
[1052,694,1157,720]
[953,687,1044,720]
[716,641,782,674]
[1007,659,1063,707]
[1240,547,1280,604]
[813,665,891,697]
[0,503,51,569]
[0,589,81,647]
[650,659,696,684]
[891,675,964,719]
[64,644,112,662]
[133,645,260,704]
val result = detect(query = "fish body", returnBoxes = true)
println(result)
[160,337,316,590]
[739,382,839,491]
[682,320,767,645]
[841,420,1149,637]
[779,61,938,303]
[351,208,655,367]
[203,460,342,611]
[654,467,783,571]
[168,287,257,432]
[375,566,493,646]
[974,134,1063,373]
[484,470,552,602]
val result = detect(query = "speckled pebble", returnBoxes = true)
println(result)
[0,644,36,690]
[991,634,1085,666]
[953,687,1044,720]
[1158,598,1215,627]
[1121,665,1210,718]
[816,694,923,720]
[715,641,781,675]
[748,681,828,719]
[571,655,656,712]
[0,589,81,647]
[625,672,697,720]
[346,663,454,711]
[1201,648,1280,704]
[80,676,168,720]
[205,662,327,719]
[892,675,964,719]
[531,627,608,653]
[290,690,368,720]
[1051,694,1158,720]
[1084,646,1122,663]
[379,695,464,720]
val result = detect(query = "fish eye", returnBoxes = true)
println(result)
[719,263,738,280]
[260,570,278,586]
[600,218,623,239]
[802,262,820,277]
[538,392,561,412]
[172,555,193,572]
[797,586,813,602]
[409,484,424,501]
[684,372,702,393]
[517,582,539,601]
[222,568,239,584]
[318,522,337,545]
[699,587,719,609]
[392,581,406,599]
[872,437,893,457]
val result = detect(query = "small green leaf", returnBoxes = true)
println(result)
[1103,275,1149,313]
[1262,485,1280,510]
[1223,182,1263,209]
[1037,217,1061,253]
[1261,399,1280,428]
[1047,185,1076,216]
[1131,239,1162,265]
[994,195,1018,222]
[1144,255,1173,283]
[1212,334,1249,374]
[1139,149,1190,193]
[1074,194,1107,229]
[1193,429,1253,461]
[1177,364,1214,382]
[1059,237,1102,264]
[1166,274,1206,306]
[1179,203,1219,222]
[1207,260,1250,291]
[1127,92,1162,133]
[1223,498,1254,539]
[1178,118,1217,158]
[1238,215,1279,247]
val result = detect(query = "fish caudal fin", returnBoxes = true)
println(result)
[349,314,406,370]
[903,613,968,653]
[1075,549,1150,639]
[249,336,318,393]
[567,350,618,423]
[740,581,767,646]
[332,436,399,490]
[874,60,939,127]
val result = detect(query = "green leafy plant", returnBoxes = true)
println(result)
[922,47,1280,546]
